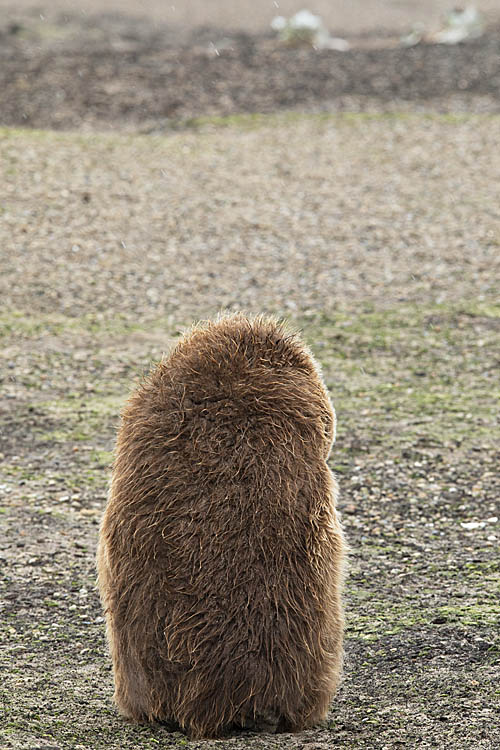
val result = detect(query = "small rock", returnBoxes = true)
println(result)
[460,521,485,530]
[432,616,447,624]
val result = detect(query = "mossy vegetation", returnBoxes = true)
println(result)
[1,295,498,748]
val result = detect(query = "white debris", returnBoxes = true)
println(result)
[433,6,484,45]
[271,9,349,51]
[270,16,287,32]
[460,521,486,530]
[325,37,350,52]
[401,6,484,47]
[290,9,323,31]
[401,22,426,48]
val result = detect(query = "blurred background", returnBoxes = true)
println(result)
[2,0,500,33]
[1,0,500,130]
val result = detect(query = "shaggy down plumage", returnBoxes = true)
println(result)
[97,313,346,738]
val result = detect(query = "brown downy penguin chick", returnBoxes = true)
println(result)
[97,313,346,739]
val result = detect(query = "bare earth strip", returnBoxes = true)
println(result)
[1,116,499,749]
[1,13,500,132]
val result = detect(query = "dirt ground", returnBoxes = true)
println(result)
[1,9,500,131]
[0,3,499,750]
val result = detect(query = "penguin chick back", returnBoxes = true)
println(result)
[122,312,335,480]
[98,312,345,738]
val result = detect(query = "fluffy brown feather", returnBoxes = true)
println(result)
[97,313,346,738]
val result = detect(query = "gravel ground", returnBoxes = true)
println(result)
[1,115,499,750]
[1,5,499,749]
[1,115,499,322]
